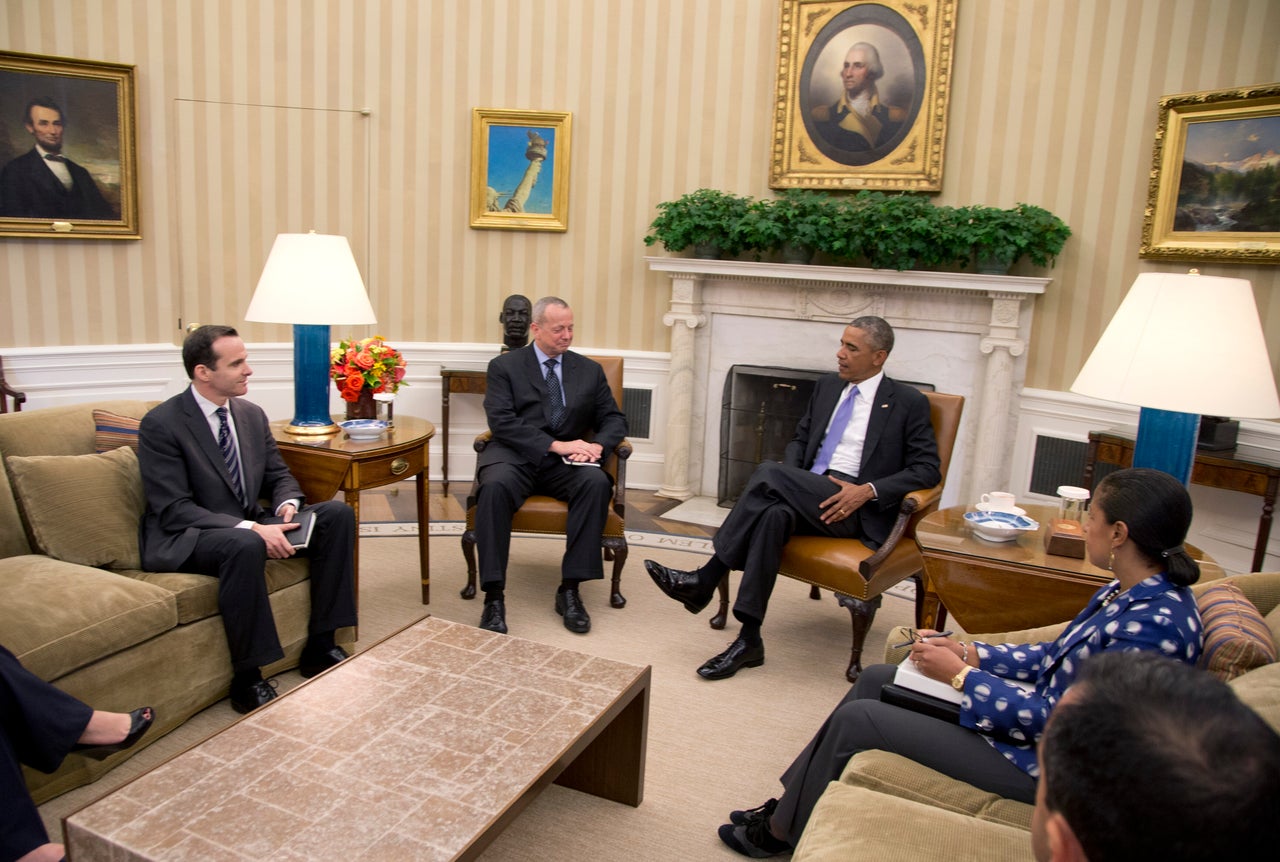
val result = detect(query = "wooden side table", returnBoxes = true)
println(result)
[1084,428,1280,572]
[440,368,488,494]
[272,415,435,603]
[915,503,1223,633]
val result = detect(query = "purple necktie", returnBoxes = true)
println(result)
[810,385,858,475]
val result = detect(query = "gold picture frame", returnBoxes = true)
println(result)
[770,0,957,192]
[1140,82,1280,264]
[0,50,139,239]
[470,108,571,232]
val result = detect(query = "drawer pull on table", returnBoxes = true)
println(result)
[391,458,410,476]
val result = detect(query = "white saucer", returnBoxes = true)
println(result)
[339,419,389,440]
[975,502,1027,517]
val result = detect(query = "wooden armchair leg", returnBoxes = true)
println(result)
[604,538,628,608]
[461,530,478,599]
[836,593,882,683]
[709,572,731,630]
[809,586,821,600]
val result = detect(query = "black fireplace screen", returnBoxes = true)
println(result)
[717,366,935,507]
[718,365,824,507]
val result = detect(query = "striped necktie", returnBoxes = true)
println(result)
[215,407,246,505]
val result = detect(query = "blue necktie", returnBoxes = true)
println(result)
[810,385,858,475]
[544,358,565,430]
[216,407,246,505]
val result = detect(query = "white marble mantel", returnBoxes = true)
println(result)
[647,257,1051,507]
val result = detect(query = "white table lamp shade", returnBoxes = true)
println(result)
[1070,272,1279,419]
[245,232,376,325]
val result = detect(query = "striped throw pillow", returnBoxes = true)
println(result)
[1197,582,1277,681]
[93,409,141,453]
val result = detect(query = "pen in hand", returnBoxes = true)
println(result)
[892,630,954,649]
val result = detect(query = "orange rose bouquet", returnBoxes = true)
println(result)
[330,336,407,402]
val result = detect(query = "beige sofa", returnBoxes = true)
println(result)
[792,571,1280,861]
[0,400,352,804]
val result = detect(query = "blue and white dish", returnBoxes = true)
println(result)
[963,509,1039,543]
[339,419,389,440]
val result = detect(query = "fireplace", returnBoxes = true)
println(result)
[719,365,823,505]
[718,365,936,506]
[648,258,1051,507]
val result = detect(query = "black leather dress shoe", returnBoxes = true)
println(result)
[479,598,508,634]
[300,645,349,679]
[555,588,591,634]
[730,797,778,827]
[644,559,715,614]
[698,637,765,680]
[230,678,279,714]
[73,706,155,760]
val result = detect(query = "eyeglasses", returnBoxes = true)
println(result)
[891,629,953,648]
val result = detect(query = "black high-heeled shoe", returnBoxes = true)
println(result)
[72,706,154,760]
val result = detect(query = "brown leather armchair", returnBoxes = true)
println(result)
[709,390,964,682]
[460,356,631,608]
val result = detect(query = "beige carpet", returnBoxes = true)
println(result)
[39,532,915,860]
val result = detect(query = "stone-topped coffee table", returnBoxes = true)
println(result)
[64,617,650,861]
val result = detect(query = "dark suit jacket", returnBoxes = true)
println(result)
[784,374,940,546]
[137,389,303,571]
[0,148,115,219]
[479,347,627,469]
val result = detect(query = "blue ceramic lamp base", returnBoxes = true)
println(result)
[1132,407,1198,485]
[284,323,339,435]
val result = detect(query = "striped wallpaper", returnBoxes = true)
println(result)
[2,0,1278,394]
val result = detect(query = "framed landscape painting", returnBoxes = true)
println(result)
[469,108,571,232]
[770,0,958,192]
[0,50,139,239]
[1141,82,1280,264]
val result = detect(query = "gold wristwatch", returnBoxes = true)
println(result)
[951,665,974,691]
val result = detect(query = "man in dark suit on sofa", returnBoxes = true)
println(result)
[137,325,357,714]
[474,296,627,636]
[646,315,940,680]
[0,98,116,220]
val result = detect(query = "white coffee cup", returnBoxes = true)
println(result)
[980,491,1018,511]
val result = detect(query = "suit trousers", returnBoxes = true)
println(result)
[178,500,357,672]
[715,462,873,625]
[475,453,614,588]
[771,663,1037,846]
[1,644,94,860]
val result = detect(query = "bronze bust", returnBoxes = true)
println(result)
[499,294,532,352]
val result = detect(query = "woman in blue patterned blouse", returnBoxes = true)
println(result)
[718,468,1205,859]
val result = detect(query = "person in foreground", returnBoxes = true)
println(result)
[1032,650,1280,862]
[473,296,627,635]
[718,467,1204,857]
[1,644,153,862]
[137,325,357,714]
[645,316,940,679]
